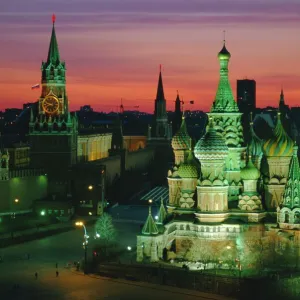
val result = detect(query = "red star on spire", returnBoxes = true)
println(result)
[52,14,56,24]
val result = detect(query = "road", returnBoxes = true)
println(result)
[0,222,234,300]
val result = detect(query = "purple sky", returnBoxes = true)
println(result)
[1,0,300,112]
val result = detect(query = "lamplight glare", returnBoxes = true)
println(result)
[88,185,93,190]
[89,212,92,216]
[148,199,153,204]
[155,215,158,220]
[14,198,19,203]
[127,246,132,251]
[226,245,231,250]
[75,221,83,226]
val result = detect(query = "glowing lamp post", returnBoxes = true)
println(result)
[75,221,89,273]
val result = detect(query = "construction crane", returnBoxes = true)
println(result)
[119,98,139,113]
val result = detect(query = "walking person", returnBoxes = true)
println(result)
[35,272,38,280]
[56,270,59,277]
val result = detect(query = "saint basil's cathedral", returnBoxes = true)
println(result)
[137,41,300,268]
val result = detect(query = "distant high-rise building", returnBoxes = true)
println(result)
[237,79,256,113]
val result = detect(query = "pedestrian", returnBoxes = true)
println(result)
[56,262,58,269]
[56,271,59,277]
[35,272,38,280]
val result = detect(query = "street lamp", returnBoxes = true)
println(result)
[148,199,153,204]
[75,221,89,273]
[11,198,19,239]
[88,185,93,191]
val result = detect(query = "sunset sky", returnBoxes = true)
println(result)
[1,0,300,113]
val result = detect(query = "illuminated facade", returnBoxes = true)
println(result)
[137,42,300,270]
[77,133,112,162]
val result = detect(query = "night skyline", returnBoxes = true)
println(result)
[1,0,300,113]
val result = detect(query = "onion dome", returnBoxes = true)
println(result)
[178,150,198,178]
[241,156,260,180]
[263,112,294,157]
[249,122,263,157]
[171,116,191,150]
[194,118,228,161]
[218,43,231,60]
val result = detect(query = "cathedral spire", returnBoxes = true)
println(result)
[142,206,159,235]
[211,39,239,113]
[47,14,60,65]
[282,144,300,209]
[156,65,165,101]
[279,88,285,105]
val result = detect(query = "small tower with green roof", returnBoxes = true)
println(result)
[238,154,263,212]
[207,40,246,202]
[278,144,300,229]
[137,206,161,262]
[263,112,294,211]
[168,113,193,209]
[194,118,229,222]
[156,197,167,225]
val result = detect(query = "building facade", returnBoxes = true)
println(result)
[137,42,300,272]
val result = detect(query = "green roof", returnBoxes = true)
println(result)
[194,118,228,160]
[171,117,191,150]
[211,42,239,113]
[263,112,293,157]
[249,122,263,157]
[240,156,260,180]
[282,145,300,209]
[178,150,198,178]
[47,23,60,65]
[142,206,159,235]
[156,198,167,225]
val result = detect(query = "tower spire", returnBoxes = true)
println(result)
[156,65,165,101]
[142,206,159,235]
[47,14,60,65]
[211,36,238,113]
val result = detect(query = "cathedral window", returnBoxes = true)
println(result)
[295,211,300,224]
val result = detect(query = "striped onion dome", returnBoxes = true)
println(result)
[171,117,191,151]
[178,150,198,178]
[249,122,264,157]
[194,118,228,161]
[263,112,293,157]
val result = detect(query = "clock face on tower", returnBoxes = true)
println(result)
[42,95,59,114]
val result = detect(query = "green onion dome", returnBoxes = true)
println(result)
[171,117,191,150]
[178,150,198,178]
[194,118,228,161]
[249,122,264,157]
[218,43,231,60]
[241,156,260,180]
[263,112,294,157]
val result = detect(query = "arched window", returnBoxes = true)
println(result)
[294,211,300,224]
[284,211,289,223]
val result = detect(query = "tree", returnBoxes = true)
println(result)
[94,213,117,248]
